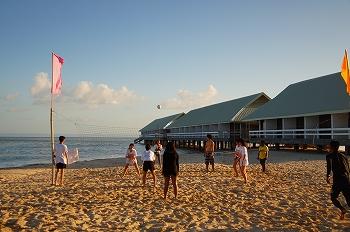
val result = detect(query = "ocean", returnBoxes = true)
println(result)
[0,137,145,168]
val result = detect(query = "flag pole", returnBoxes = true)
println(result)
[347,49,350,90]
[50,52,55,185]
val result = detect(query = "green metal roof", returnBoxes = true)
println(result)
[244,72,350,121]
[140,113,185,132]
[168,93,270,128]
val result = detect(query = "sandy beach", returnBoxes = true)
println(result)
[1,150,350,231]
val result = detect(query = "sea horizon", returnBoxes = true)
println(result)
[0,136,143,169]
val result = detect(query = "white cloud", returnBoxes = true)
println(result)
[30,72,51,96]
[29,72,141,106]
[73,81,139,105]
[160,84,218,110]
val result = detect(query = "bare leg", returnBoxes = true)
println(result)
[211,161,214,172]
[134,163,141,177]
[60,169,65,186]
[164,177,170,199]
[205,162,209,172]
[240,166,247,183]
[171,176,178,199]
[54,168,59,185]
[121,164,129,178]
[151,170,157,191]
[233,159,239,177]
[142,171,147,186]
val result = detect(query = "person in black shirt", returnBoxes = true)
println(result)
[162,142,179,200]
[326,140,350,220]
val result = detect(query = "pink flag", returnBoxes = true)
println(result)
[52,53,64,95]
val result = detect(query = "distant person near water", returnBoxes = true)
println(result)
[53,136,68,186]
[326,140,350,220]
[141,144,157,191]
[234,138,249,183]
[204,134,215,172]
[154,140,163,168]
[121,143,140,178]
[162,142,179,200]
[257,140,269,173]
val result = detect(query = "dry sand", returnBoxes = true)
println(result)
[1,150,350,231]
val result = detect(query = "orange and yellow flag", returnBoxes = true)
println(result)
[341,49,350,95]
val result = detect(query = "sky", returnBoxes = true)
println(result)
[0,0,349,136]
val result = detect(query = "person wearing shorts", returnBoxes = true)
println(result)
[121,143,140,178]
[257,140,269,173]
[141,144,156,190]
[326,140,350,220]
[53,136,68,186]
[204,134,215,172]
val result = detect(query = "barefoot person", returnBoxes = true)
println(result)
[257,140,269,173]
[235,138,249,183]
[162,142,179,200]
[121,143,140,178]
[53,136,68,186]
[141,144,157,190]
[204,134,215,172]
[154,140,163,168]
[326,140,350,220]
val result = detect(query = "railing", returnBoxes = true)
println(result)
[249,128,350,140]
[140,133,166,139]
[167,131,235,139]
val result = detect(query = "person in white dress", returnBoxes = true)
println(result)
[154,140,163,168]
[234,138,249,183]
[121,143,140,178]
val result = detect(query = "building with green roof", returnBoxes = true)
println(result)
[244,72,350,147]
[136,113,185,144]
[166,92,270,149]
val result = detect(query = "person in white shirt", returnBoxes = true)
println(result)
[141,144,156,191]
[53,136,68,186]
[121,143,140,178]
[154,140,163,168]
[234,138,249,183]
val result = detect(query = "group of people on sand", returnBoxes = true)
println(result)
[120,140,179,200]
[53,135,350,219]
[204,134,269,184]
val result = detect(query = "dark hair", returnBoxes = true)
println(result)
[129,143,134,147]
[59,136,65,143]
[330,140,340,150]
[237,138,246,146]
[165,141,176,153]
[145,144,151,150]
[207,134,212,139]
